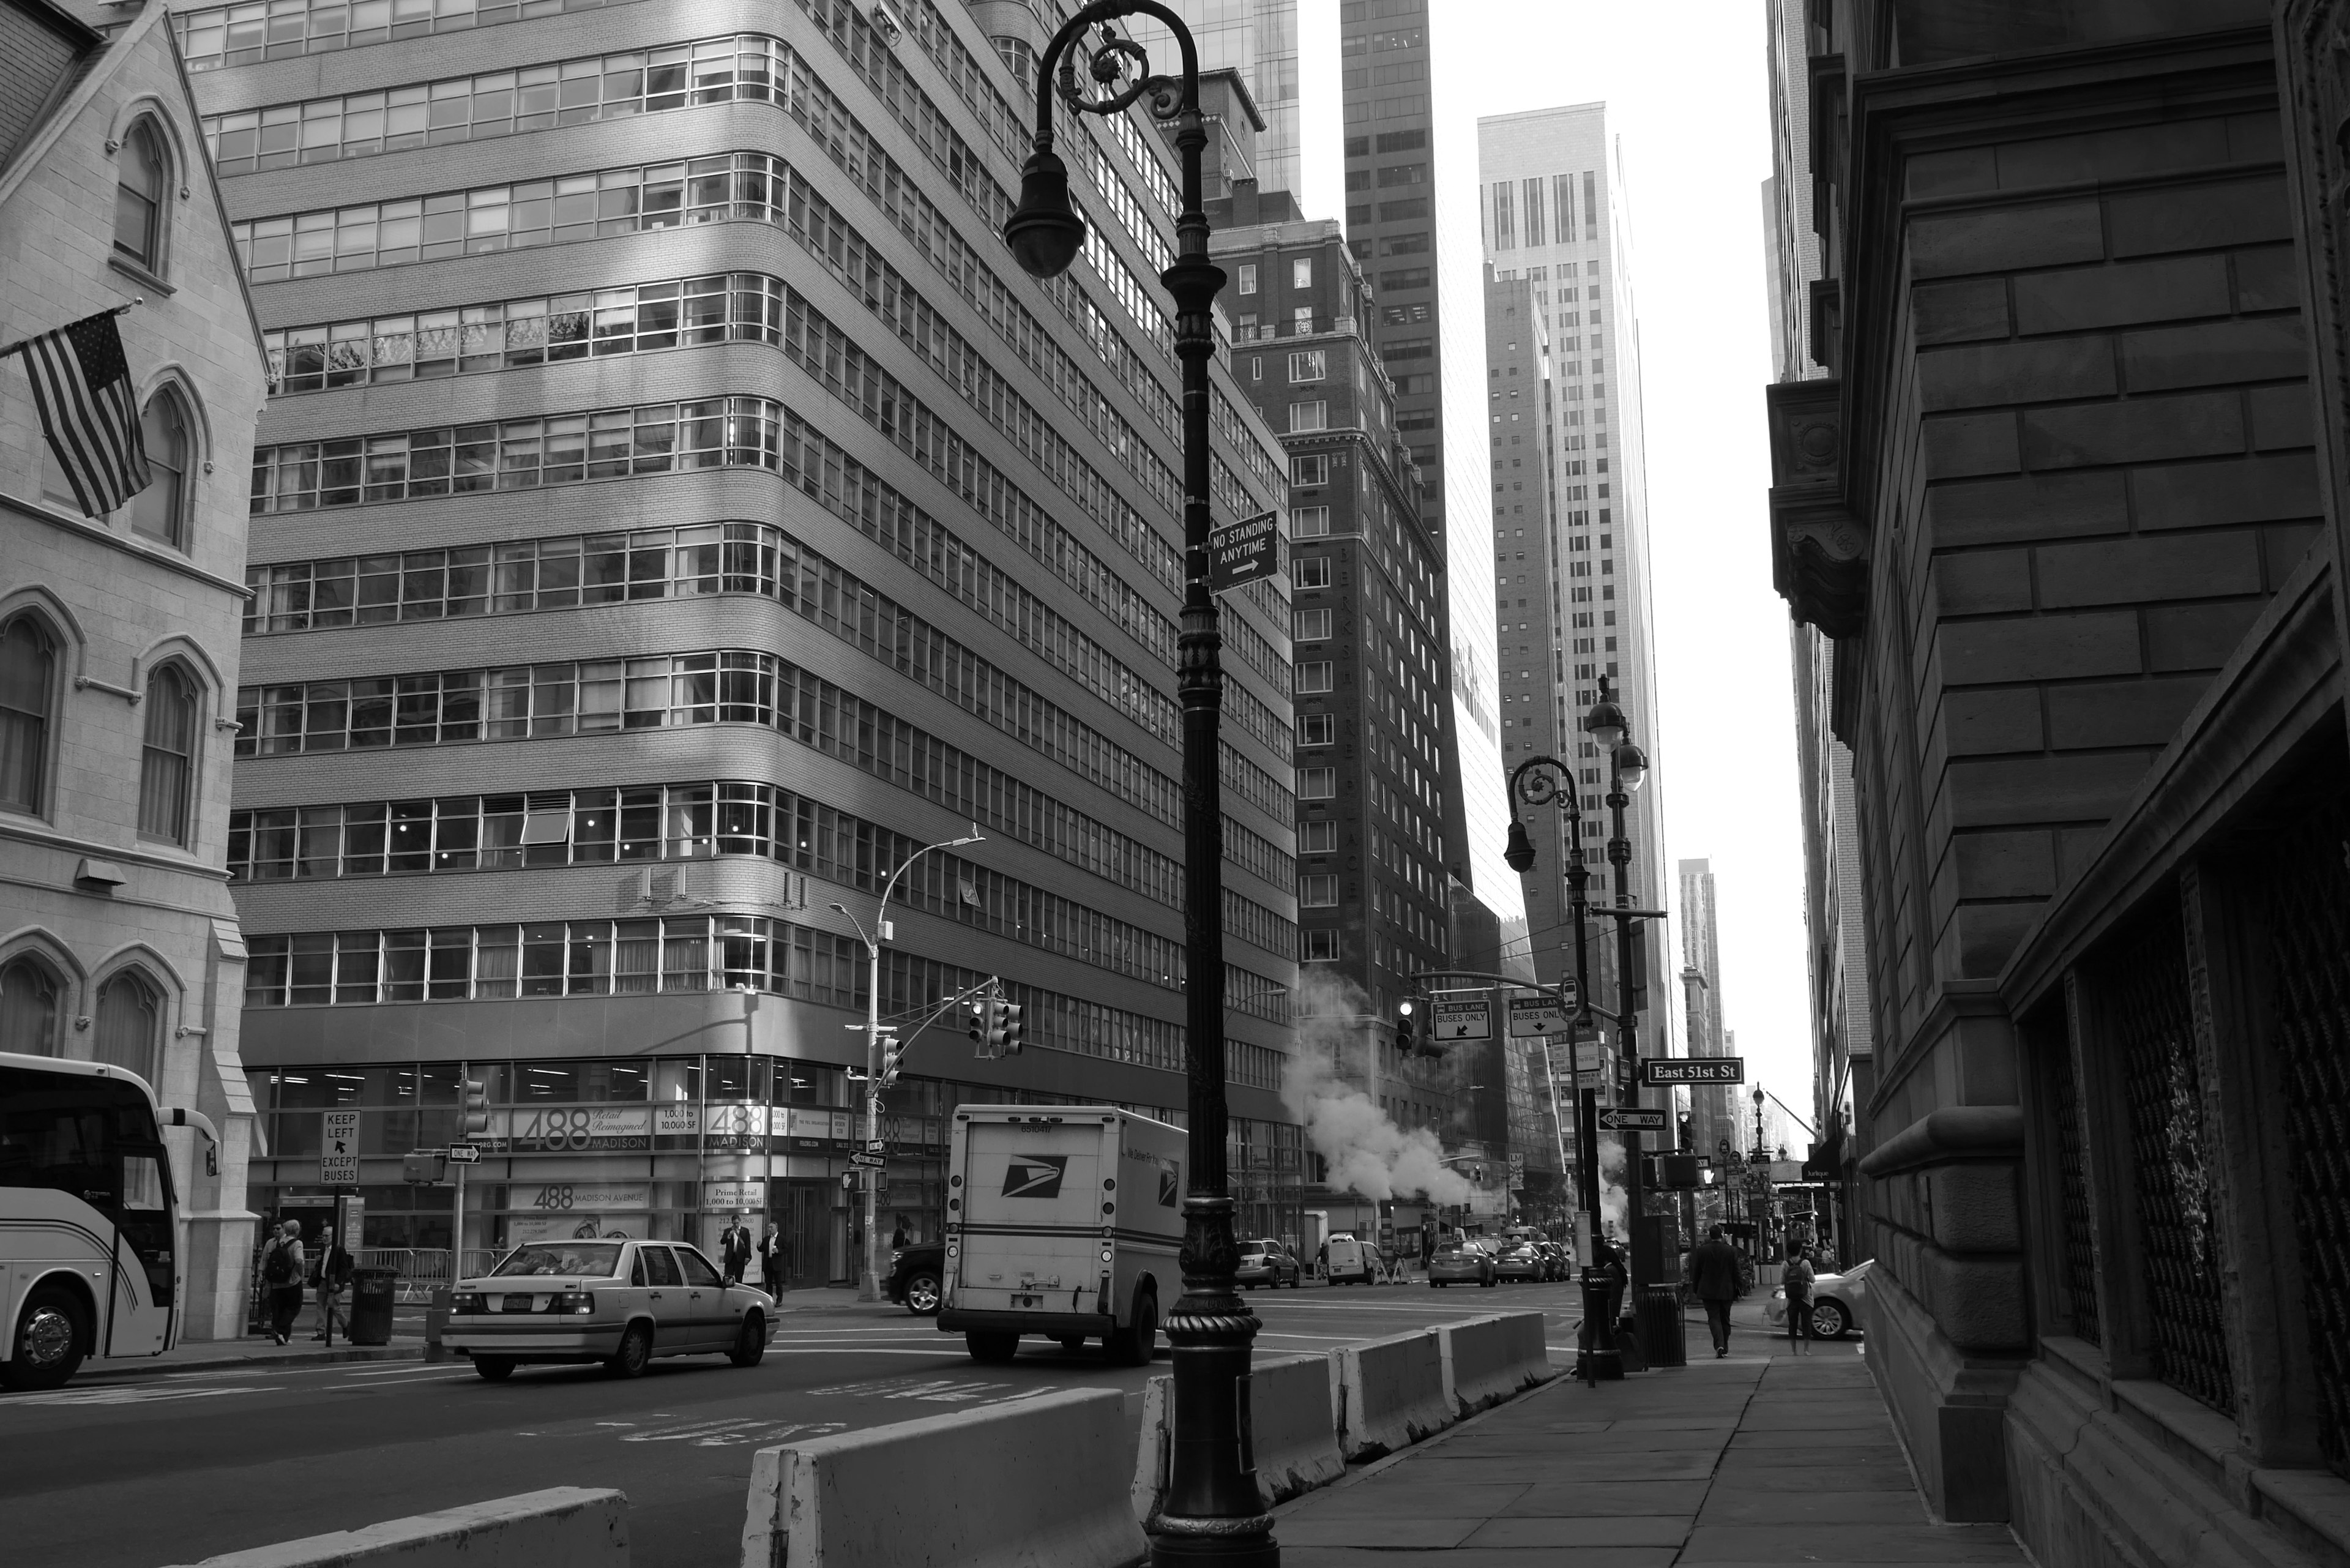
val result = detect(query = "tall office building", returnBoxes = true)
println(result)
[1764,0,1869,1167]
[1478,103,1670,1055]
[184,0,1304,1275]
[1340,0,1525,993]
[1124,0,1300,201]
[1674,859,1739,1160]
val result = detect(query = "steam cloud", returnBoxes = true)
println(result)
[1281,969,1474,1206]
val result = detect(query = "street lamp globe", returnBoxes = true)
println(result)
[1584,696,1627,749]
[1614,742,1649,793]
[1003,148,1087,278]
[1504,818,1536,873]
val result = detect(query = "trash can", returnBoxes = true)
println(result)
[346,1266,397,1346]
[1637,1283,1685,1367]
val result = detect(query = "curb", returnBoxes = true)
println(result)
[80,1343,426,1381]
[1270,1364,1569,1519]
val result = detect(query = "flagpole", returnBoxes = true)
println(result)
[0,298,140,359]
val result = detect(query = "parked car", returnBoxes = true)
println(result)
[888,1242,944,1315]
[1766,1259,1872,1339]
[1536,1241,1570,1281]
[1427,1239,1497,1288]
[1236,1239,1302,1289]
[444,1239,777,1380]
[1494,1241,1546,1282]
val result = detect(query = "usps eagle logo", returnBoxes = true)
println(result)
[1001,1154,1069,1199]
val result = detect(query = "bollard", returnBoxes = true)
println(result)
[1576,1267,1623,1383]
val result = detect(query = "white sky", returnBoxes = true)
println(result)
[1293,1,1819,1123]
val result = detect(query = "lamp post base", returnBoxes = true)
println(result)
[1149,1196,1277,1567]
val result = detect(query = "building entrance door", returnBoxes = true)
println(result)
[774,1181,832,1290]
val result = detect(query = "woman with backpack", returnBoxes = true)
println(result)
[258,1220,306,1345]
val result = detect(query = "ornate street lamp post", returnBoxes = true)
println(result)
[1004,8,1269,1562]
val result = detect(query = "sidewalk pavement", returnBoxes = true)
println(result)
[1271,1305,2029,1566]
[79,1334,426,1380]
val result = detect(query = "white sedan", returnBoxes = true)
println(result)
[444,1239,777,1381]
[1766,1258,1872,1340]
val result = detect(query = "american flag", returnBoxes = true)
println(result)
[10,308,150,518]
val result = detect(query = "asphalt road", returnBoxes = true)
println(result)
[0,1278,1588,1568]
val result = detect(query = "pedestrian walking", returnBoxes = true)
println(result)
[258,1220,305,1345]
[1687,1224,1744,1359]
[758,1223,785,1292]
[1784,1247,1818,1355]
[311,1226,354,1341]
[718,1214,753,1286]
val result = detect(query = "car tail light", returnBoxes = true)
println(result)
[549,1292,595,1315]
[450,1291,483,1313]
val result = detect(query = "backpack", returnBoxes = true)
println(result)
[263,1238,296,1285]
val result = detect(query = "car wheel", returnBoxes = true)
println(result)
[1431,1280,1444,1288]
[729,1313,766,1367]
[903,1272,942,1316]
[605,1323,653,1379]
[1057,1334,1087,1353]
[966,1331,1020,1364]
[472,1355,515,1382]
[1112,1289,1158,1367]
[1811,1299,1850,1340]
[1,1287,86,1391]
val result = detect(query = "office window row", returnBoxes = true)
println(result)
[226,779,1294,989]
[175,0,641,71]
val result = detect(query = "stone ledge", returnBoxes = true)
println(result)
[1859,1105,2025,1177]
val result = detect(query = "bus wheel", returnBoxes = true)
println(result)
[2,1288,88,1391]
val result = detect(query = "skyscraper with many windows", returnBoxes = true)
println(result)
[182,0,1303,1274]
[1125,0,1300,200]
[1479,103,1669,1048]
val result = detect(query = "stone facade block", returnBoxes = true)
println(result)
[2044,675,2206,750]
[1952,830,2057,900]
[1935,550,2034,614]
[1995,118,2231,189]
[2144,599,2267,671]
[2128,452,2319,531]
[1945,752,2156,828]
[1925,413,2023,478]
[2248,383,2315,450]
[1929,471,2128,547]
[2262,520,2321,583]
[1919,337,2117,411]
[1911,200,2106,279]
[1952,902,2041,978]
[2117,316,2308,392]
[1941,688,2044,755]
[1921,1250,2032,1351]
[2012,255,2229,336]
[2232,245,2299,311]
[2020,390,2245,469]
[2034,532,2262,608]
[1941,610,2141,685]
[1926,1162,2024,1253]
[2106,176,2292,258]
[1912,278,2012,345]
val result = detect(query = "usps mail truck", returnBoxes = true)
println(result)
[938,1105,1185,1365]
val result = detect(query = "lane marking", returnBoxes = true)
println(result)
[0,1384,263,1406]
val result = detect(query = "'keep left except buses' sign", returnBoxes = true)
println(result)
[1209,510,1283,592]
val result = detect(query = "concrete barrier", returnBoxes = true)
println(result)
[1332,1328,1453,1461]
[742,1387,1146,1568]
[167,1488,627,1567]
[1438,1311,1555,1417]
[1130,1353,1346,1522]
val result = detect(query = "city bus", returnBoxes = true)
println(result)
[1,1051,218,1389]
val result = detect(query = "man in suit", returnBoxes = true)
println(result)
[718,1214,753,1286]
[1687,1224,1746,1358]
[758,1223,785,1292]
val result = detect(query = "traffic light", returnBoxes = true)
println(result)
[460,1078,490,1137]
[968,997,999,1056]
[1655,1154,1702,1189]
[998,1001,1023,1055]
[878,1034,906,1089]
[1677,1113,1693,1151]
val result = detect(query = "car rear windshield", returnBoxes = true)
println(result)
[491,1242,622,1277]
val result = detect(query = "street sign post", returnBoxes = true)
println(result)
[1641,1056,1746,1086]
[864,1138,887,1154]
[320,1110,360,1186]
[1434,999,1493,1040]
[1209,510,1283,592]
[1508,997,1568,1038]
[1597,1108,1668,1133]
[446,1143,480,1163]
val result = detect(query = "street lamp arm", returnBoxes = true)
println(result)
[877,834,986,924]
